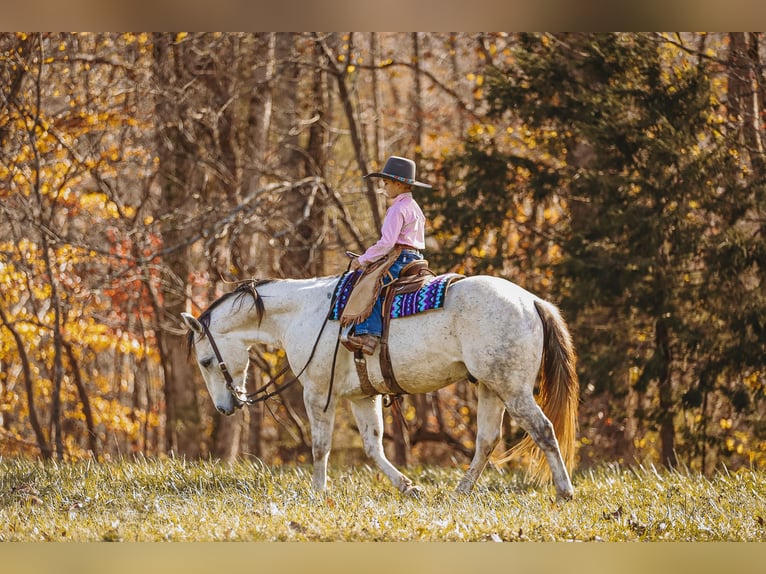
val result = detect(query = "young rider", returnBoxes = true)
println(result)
[347,155,432,355]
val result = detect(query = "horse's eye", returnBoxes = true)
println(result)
[200,357,213,369]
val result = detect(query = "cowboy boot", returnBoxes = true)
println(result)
[346,334,379,356]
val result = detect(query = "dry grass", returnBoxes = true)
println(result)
[2,456,766,541]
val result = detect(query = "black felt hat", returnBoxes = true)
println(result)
[364,156,432,189]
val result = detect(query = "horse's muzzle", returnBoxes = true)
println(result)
[216,399,242,415]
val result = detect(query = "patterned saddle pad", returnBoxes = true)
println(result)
[330,271,463,321]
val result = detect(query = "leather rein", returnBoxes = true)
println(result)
[197,278,341,409]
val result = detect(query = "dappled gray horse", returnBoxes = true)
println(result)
[182,274,579,499]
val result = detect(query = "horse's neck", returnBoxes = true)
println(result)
[239,277,336,347]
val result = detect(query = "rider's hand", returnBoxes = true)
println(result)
[350,258,364,271]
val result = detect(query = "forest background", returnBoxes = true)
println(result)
[1,32,764,477]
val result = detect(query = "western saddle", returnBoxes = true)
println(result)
[345,258,438,398]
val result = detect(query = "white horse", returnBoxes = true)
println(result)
[181,274,579,499]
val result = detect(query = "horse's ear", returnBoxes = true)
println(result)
[180,312,204,335]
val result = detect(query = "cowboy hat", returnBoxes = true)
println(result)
[364,156,432,189]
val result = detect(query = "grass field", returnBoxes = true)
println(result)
[2,456,766,542]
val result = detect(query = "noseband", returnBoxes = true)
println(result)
[198,320,247,406]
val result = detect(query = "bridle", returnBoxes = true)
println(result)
[194,278,342,409]
[197,320,248,407]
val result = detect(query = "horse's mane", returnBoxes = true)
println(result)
[185,279,274,356]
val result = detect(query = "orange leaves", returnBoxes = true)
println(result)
[0,224,161,459]
[100,228,163,325]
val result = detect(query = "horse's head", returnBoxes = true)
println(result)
[181,311,250,415]
[181,281,267,415]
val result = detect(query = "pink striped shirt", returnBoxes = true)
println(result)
[357,192,425,266]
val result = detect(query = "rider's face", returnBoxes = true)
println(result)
[383,179,408,198]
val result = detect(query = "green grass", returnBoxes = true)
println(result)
[2,457,766,541]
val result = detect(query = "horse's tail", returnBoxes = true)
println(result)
[500,299,579,483]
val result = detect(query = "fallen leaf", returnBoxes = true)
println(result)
[288,521,306,534]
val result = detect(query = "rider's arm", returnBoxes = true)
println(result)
[357,205,405,267]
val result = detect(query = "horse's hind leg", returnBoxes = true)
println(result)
[457,383,505,493]
[349,396,419,495]
[507,390,574,499]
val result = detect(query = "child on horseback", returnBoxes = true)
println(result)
[347,156,432,355]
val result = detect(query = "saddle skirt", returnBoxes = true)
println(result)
[330,270,464,322]
[389,272,463,318]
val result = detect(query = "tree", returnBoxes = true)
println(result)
[1,32,161,459]
[439,32,766,471]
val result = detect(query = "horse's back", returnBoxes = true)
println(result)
[461,274,531,295]
[384,275,544,384]
[390,274,542,337]
[446,275,540,320]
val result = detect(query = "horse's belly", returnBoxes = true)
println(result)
[397,360,471,392]
[367,314,470,393]
[365,354,470,394]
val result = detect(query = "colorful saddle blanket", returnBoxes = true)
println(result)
[330,271,463,321]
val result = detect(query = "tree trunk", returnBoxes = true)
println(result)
[656,318,677,468]
[728,32,765,178]
[211,410,244,463]
[152,33,204,457]
[39,226,65,461]
[411,32,423,162]
[390,397,411,467]
[369,33,385,162]
[317,33,381,230]
[0,307,52,459]
[63,341,99,458]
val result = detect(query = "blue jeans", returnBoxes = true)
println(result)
[354,249,424,337]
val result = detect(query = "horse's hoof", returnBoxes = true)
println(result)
[556,489,574,501]
[455,479,474,494]
[402,485,423,498]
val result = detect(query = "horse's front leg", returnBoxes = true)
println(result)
[350,396,420,496]
[304,387,336,492]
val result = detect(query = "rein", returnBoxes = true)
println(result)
[198,277,343,408]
